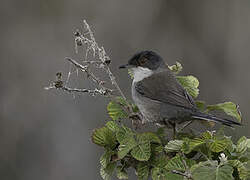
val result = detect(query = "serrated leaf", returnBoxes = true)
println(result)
[136,162,149,180]
[228,160,250,180]
[206,102,241,122]
[118,138,137,159]
[131,134,151,161]
[100,162,116,180]
[207,138,231,153]
[166,155,195,172]
[168,62,183,74]
[151,155,169,168]
[151,144,164,154]
[177,75,199,98]
[236,136,250,154]
[116,126,135,144]
[116,166,128,179]
[116,126,137,159]
[92,127,117,148]
[201,131,214,139]
[191,161,234,180]
[100,150,113,168]
[165,140,184,153]
[151,155,185,180]
[131,142,151,161]
[107,97,128,120]
[106,121,120,132]
[165,155,186,172]
[186,131,232,153]
[183,138,205,154]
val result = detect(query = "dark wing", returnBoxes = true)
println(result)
[135,70,196,109]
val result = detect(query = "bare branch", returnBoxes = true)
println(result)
[46,20,133,113]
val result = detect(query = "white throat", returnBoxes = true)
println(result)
[132,67,153,82]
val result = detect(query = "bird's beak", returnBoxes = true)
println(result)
[119,64,131,69]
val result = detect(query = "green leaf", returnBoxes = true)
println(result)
[132,103,139,113]
[166,155,195,172]
[116,126,137,159]
[151,155,168,168]
[92,127,117,148]
[100,150,113,168]
[136,162,149,180]
[207,138,231,153]
[191,161,234,180]
[177,75,199,98]
[131,134,151,161]
[151,167,184,180]
[182,131,231,154]
[236,136,250,154]
[168,62,183,74]
[201,131,213,139]
[165,155,186,172]
[118,139,137,159]
[107,97,128,120]
[116,126,134,144]
[151,144,164,154]
[155,127,168,144]
[140,132,161,144]
[128,69,134,79]
[106,121,120,132]
[206,102,241,122]
[156,127,166,138]
[165,140,184,153]
[183,138,205,154]
[100,162,116,180]
[151,155,185,180]
[116,166,128,179]
[195,101,206,112]
[131,142,151,161]
[151,167,167,180]
[228,160,250,180]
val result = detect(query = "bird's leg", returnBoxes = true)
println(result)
[169,122,177,139]
[129,112,144,130]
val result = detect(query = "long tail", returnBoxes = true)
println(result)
[192,112,241,127]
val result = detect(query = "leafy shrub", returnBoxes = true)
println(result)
[92,63,249,180]
[46,20,249,180]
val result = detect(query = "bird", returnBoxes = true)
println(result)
[119,50,240,133]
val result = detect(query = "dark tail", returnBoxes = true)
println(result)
[192,112,241,127]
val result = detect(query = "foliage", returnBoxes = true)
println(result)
[93,120,249,179]
[47,20,246,180]
[91,62,246,180]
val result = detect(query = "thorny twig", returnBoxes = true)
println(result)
[45,20,133,112]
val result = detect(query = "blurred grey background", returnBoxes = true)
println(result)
[1,0,250,179]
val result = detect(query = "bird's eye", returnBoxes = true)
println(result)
[140,58,147,65]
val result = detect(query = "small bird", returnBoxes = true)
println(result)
[119,51,240,131]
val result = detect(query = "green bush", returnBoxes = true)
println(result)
[92,63,249,180]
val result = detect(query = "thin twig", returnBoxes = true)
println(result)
[171,170,192,179]
[46,20,133,114]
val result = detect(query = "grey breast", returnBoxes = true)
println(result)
[132,70,197,124]
[132,81,163,123]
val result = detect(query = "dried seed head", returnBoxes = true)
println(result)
[74,30,81,37]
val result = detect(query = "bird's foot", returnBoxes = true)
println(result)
[129,113,144,130]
